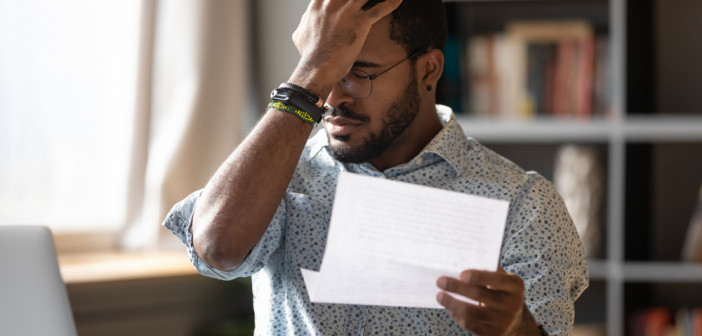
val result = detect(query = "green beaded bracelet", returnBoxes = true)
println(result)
[268,101,316,125]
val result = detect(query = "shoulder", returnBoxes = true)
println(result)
[448,138,537,202]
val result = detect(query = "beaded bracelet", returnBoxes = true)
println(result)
[268,101,316,125]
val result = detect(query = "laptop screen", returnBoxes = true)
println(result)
[0,226,77,336]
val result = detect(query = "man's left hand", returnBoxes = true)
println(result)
[436,267,541,336]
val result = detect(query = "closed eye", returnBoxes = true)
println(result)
[349,69,370,79]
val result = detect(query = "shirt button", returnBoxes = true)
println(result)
[416,157,423,165]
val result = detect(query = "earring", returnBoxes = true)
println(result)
[426,85,432,91]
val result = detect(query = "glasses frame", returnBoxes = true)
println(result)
[340,48,426,99]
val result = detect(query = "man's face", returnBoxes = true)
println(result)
[322,16,421,164]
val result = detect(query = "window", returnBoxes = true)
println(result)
[0,0,142,232]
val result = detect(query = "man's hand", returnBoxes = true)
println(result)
[436,267,542,336]
[288,0,402,97]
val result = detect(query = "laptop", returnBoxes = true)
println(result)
[0,226,78,336]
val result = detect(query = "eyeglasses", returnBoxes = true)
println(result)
[338,49,425,99]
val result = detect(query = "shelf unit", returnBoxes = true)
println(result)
[445,0,702,335]
[255,0,702,334]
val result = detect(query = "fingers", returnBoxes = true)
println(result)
[289,0,402,96]
[458,269,524,294]
[437,270,528,334]
[436,291,491,333]
[437,276,502,305]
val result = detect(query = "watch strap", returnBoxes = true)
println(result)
[270,85,327,123]
[278,83,325,110]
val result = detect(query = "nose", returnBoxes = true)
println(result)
[325,81,355,110]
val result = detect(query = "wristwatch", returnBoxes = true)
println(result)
[270,83,328,123]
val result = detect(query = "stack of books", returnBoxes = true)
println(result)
[630,307,702,336]
[463,20,611,119]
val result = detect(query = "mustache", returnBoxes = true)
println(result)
[330,104,371,123]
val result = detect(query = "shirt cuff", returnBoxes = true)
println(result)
[162,190,255,280]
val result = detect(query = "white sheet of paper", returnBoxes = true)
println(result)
[303,171,509,309]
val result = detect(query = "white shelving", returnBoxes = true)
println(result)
[587,260,610,281]
[457,116,702,143]
[622,262,702,283]
[623,115,702,142]
[257,1,702,334]
[447,0,702,335]
[456,117,613,143]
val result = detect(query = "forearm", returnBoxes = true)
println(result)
[192,108,313,271]
[190,0,403,272]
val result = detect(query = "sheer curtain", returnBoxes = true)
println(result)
[0,0,251,251]
[0,0,141,233]
[123,0,251,250]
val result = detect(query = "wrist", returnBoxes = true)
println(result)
[518,304,546,336]
[270,83,328,125]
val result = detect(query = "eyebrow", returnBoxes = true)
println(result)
[352,60,382,69]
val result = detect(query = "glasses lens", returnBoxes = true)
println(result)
[340,69,371,99]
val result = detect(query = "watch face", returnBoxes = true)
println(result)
[271,89,291,101]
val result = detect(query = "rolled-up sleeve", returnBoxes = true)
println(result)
[162,190,286,280]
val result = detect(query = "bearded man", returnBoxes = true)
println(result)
[164,0,588,335]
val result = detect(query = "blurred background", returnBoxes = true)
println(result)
[1,0,702,335]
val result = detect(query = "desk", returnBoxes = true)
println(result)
[58,252,253,336]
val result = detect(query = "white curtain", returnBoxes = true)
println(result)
[0,0,142,232]
[122,0,252,250]
[0,0,251,251]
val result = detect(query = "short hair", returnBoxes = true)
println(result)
[387,0,447,56]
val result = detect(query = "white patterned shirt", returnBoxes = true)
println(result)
[163,105,589,335]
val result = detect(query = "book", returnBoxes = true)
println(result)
[463,20,608,119]
[467,34,494,117]
[693,308,702,336]
[507,20,595,118]
[525,42,556,116]
[466,33,516,118]
[438,34,464,114]
[629,307,702,336]
[682,184,702,262]
[593,36,612,117]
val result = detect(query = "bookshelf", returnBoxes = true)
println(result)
[253,0,702,334]
[443,0,702,335]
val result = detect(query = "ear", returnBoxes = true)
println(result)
[416,48,444,93]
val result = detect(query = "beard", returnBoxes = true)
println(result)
[326,76,420,164]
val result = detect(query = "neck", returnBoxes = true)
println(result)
[370,104,443,172]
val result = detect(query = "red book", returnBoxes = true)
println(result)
[554,39,577,117]
[645,307,671,336]
[692,308,702,336]
[576,37,595,119]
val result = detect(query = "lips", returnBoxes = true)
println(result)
[324,115,366,137]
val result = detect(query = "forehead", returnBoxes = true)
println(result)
[357,15,406,61]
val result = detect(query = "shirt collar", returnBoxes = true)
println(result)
[308,105,472,175]
[419,105,472,175]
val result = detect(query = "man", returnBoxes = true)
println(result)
[164,0,588,335]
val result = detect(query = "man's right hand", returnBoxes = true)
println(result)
[191,0,402,272]
[288,0,402,98]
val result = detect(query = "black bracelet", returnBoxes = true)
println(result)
[270,83,328,124]
[270,88,325,124]
[278,83,324,108]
